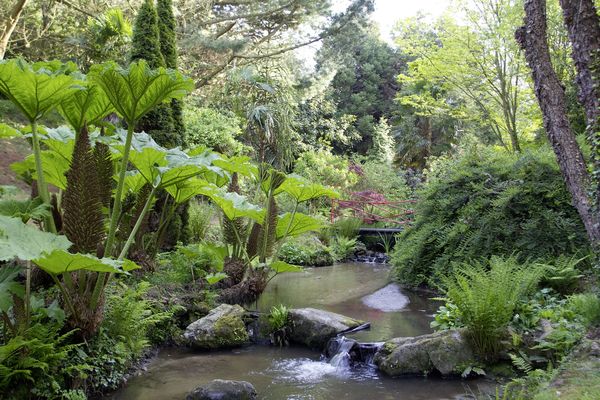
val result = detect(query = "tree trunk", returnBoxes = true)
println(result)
[516,0,600,245]
[0,0,29,60]
[558,0,600,126]
[558,0,600,214]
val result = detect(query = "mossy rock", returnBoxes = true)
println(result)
[183,304,249,350]
[288,308,365,349]
[374,329,475,376]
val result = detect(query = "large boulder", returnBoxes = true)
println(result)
[373,329,475,376]
[184,304,249,350]
[186,379,257,400]
[288,308,365,349]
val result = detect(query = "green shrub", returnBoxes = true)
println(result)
[153,243,223,284]
[268,304,290,347]
[330,236,358,262]
[566,293,600,327]
[268,304,289,331]
[442,256,543,358]
[294,149,359,190]
[187,200,216,243]
[352,159,411,202]
[0,299,86,400]
[278,235,333,267]
[103,281,172,356]
[391,146,589,287]
[538,255,588,294]
[332,217,362,239]
[183,105,246,154]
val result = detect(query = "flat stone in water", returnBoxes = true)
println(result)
[361,284,409,312]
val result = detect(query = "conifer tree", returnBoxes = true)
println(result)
[370,117,395,165]
[130,0,177,147]
[156,0,188,246]
[157,0,185,143]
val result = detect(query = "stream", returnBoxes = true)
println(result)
[108,263,489,399]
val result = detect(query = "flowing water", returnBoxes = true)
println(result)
[108,263,490,399]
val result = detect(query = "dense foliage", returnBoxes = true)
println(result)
[391,145,590,287]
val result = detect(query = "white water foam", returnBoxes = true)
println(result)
[269,358,348,383]
[361,283,409,312]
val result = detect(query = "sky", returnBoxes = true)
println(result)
[372,0,452,41]
[296,0,453,69]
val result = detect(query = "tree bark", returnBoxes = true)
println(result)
[558,0,600,126]
[0,0,29,60]
[516,0,600,245]
[558,0,600,215]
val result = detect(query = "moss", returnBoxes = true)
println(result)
[213,314,249,346]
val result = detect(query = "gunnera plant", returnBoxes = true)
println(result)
[442,256,543,359]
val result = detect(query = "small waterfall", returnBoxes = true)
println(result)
[328,336,356,368]
[325,336,384,370]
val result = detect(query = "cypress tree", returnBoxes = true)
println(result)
[156,0,189,247]
[130,0,177,147]
[131,0,164,68]
[157,0,185,143]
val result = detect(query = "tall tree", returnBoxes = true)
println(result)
[558,0,600,213]
[318,23,403,154]
[396,2,534,153]
[516,0,600,244]
[130,0,177,147]
[370,117,395,165]
[157,0,185,141]
[0,0,28,59]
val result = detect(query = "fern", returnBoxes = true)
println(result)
[509,351,533,374]
[443,256,544,358]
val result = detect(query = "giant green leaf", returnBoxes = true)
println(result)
[213,156,258,178]
[0,123,20,139]
[208,191,265,222]
[89,60,193,125]
[278,175,339,202]
[0,216,71,261]
[33,250,139,275]
[276,213,322,239]
[120,172,148,200]
[0,266,24,313]
[270,260,303,273]
[160,148,223,188]
[205,272,228,285]
[41,126,75,160]
[11,127,75,189]
[59,84,114,132]
[10,151,71,190]
[165,178,215,204]
[0,59,79,122]
[129,147,167,185]
[0,197,52,223]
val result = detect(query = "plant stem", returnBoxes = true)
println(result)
[24,261,31,330]
[91,124,134,310]
[50,274,79,325]
[119,185,157,260]
[31,120,56,233]
[104,124,134,256]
